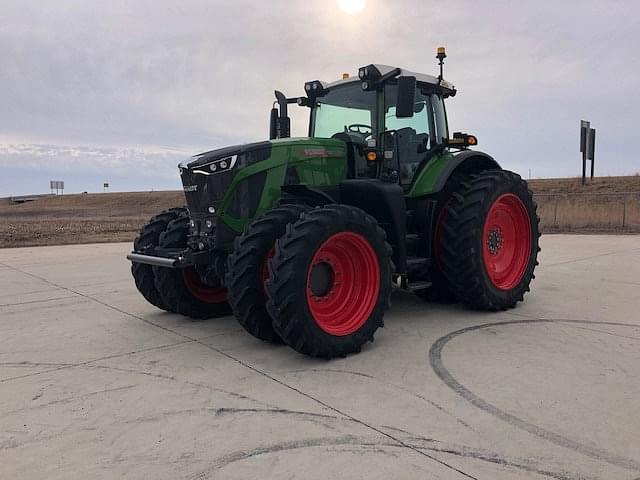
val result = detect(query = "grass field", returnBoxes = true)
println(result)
[527,175,640,194]
[1,177,639,248]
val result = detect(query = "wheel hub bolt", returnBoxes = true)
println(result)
[487,228,504,255]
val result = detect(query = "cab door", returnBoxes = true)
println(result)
[383,86,447,188]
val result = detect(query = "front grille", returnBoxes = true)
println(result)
[226,171,267,219]
[178,139,274,239]
[180,167,235,218]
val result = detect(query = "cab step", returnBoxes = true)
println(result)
[406,256,429,275]
[407,280,432,292]
[406,233,421,253]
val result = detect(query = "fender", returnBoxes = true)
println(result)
[432,150,500,193]
[408,150,500,197]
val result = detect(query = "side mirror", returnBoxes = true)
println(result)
[395,76,416,118]
[274,90,291,138]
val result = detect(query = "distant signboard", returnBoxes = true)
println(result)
[50,180,64,194]
[103,182,109,188]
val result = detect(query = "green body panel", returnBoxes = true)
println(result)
[407,151,455,197]
[218,137,347,232]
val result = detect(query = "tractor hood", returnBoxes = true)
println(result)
[179,137,347,172]
[180,140,272,171]
[178,137,347,224]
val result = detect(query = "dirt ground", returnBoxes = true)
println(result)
[1,177,639,248]
[0,191,184,248]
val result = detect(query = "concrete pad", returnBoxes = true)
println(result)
[1,235,639,479]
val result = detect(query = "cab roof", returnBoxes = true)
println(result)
[323,64,456,95]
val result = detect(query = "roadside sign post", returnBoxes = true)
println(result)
[580,121,596,185]
[50,180,65,195]
[588,128,596,180]
[103,182,110,193]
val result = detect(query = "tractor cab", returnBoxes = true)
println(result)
[272,60,461,190]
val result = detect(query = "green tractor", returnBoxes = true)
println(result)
[128,48,540,358]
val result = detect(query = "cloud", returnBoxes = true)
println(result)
[0,144,184,195]
[1,0,639,195]
[0,144,183,176]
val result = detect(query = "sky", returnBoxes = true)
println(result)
[1,0,639,196]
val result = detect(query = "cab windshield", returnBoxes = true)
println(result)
[310,83,377,139]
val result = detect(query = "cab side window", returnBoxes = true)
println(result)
[385,86,433,185]
[431,94,448,145]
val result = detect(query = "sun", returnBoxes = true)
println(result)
[337,0,366,15]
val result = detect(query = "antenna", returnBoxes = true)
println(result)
[436,47,447,83]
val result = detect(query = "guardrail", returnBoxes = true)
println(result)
[534,192,640,232]
[9,194,56,204]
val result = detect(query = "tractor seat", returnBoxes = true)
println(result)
[395,127,423,184]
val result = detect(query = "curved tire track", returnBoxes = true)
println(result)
[429,318,640,473]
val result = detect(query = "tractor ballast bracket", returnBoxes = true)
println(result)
[127,252,182,268]
[127,248,212,269]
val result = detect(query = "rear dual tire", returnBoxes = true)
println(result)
[441,170,540,310]
[415,172,469,303]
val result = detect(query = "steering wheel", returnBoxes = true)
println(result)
[346,124,372,136]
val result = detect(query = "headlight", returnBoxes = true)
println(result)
[191,154,237,176]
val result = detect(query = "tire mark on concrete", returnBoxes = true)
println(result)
[193,425,593,480]
[421,445,596,480]
[556,322,640,342]
[429,318,640,473]
[191,436,401,479]
[0,340,190,384]
[282,368,375,379]
[83,364,270,407]
[191,407,594,480]
[0,361,75,368]
[0,261,480,480]
[0,384,138,423]
[283,367,477,433]
[0,295,77,307]
[545,248,640,267]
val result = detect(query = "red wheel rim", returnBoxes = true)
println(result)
[482,193,531,290]
[182,268,228,303]
[306,232,380,336]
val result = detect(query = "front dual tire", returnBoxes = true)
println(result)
[130,207,186,312]
[152,216,231,319]
[225,205,309,343]
[265,205,392,358]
